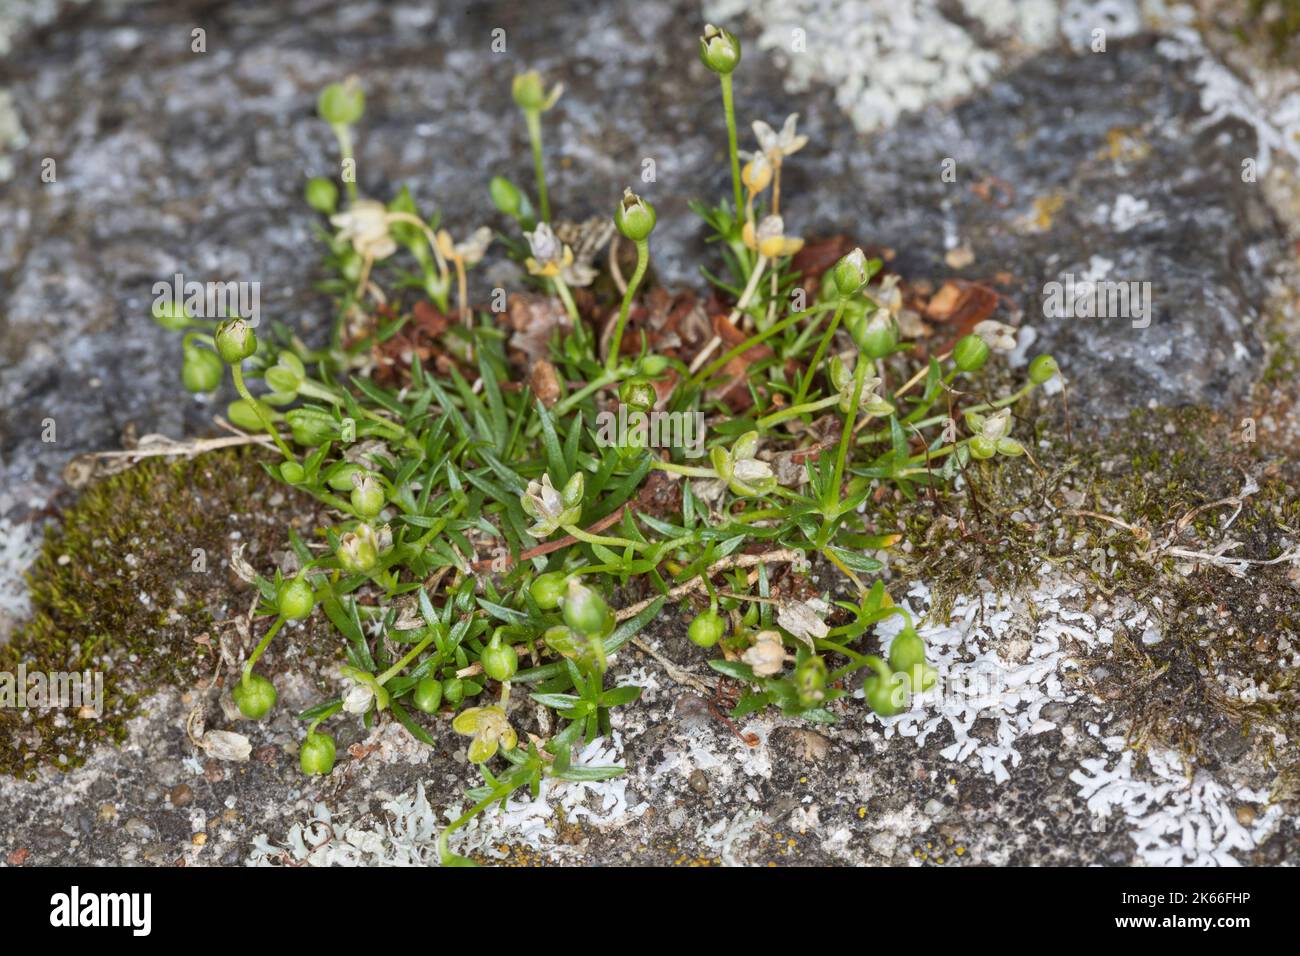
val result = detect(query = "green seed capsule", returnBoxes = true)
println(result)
[795,654,828,706]
[530,571,567,610]
[214,319,257,364]
[511,71,546,111]
[336,530,378,573]
[638,354,670,376]
[480,631,519,682]
[442,677,465,706]
[888,627,937,692]
[1028,354,1060,385]
[279,461,305,484]
[688,611,725,648]
[863,662,908,717]
[619,377,657,411]
[832,248,870,298]
[227,399,272,432]
[318,79,364,126]
[277,576,315,620]
[850,311,898,360]
[614,189,656,242]
[562,580,611,637]
[232,674,277,720]
[286,408,337,446]
[152,299,191,331]
[350,472,385,517]
[887,626,927,674]
[300,731,337,775]
[952,334,990,372]
[412,677,443,714]
[181,346,223,393]
[305,176,339,214]
[326,463,364,492]
[699,24,741,74]
[969,436,997,460]
[489,175,523,218]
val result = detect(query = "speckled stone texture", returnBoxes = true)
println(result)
[0,0,1296,867]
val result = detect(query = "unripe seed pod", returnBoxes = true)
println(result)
[277,576,315,621]
[232,674,277,720]
[300,731,337,775]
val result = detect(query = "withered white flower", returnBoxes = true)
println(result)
[742,630,787,677]
[200,730,252,762]
[524,222,575,278]
[829,355,895,417]
[741,152,773,195]
[710,431,777,497]
[741,214,803,258]
[752,114,808,162]
[973,320,1018,352]
[330,199,398,261]
[521,471,584,538]
[979,408,1013,442]
[436,226,493,267]
[342,680,375,714]
[966,407,1024,459]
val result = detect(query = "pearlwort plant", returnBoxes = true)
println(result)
[158,22,1061,863]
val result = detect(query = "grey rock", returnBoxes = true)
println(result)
[0,3,1287,524]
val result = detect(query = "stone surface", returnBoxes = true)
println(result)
[0,0,1297,867]
[1,2,1292,516]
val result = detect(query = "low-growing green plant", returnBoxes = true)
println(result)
[158,22,1061,863]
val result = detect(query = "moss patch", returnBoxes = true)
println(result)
[873,399,1300,779]
[1,449,332,780]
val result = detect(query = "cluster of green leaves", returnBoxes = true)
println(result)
[158,24,1062,863]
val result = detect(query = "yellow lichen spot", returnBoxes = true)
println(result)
[799,776,807,783]
[857,806,867,819]
[191,832,207,846]
[1026,191,1066,231]
[955,846,966,856]
[1100,127,1151,163]
[787,838,796,847]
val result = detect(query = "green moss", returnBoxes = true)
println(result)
[1241,0,1300,60]
[874,401,1300,773]
[0,449,327,780]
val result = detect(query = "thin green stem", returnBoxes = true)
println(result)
[794,300,846,408]
[552,274,579,327]
[561,524,648,552]
[551,369,624,418]
[720,73,742,216]
[525,109,549,222]
[896,442,962,476]
[652,460,717,479]
[859,381,1037,446]
[606,239,649,372]
[231,364,295,460]
[687,302,835,390]
[376,632,437,685]
[331,123,357,202]
[828,360,867,508]
[243,616,285,684]
[757,394,839,429]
